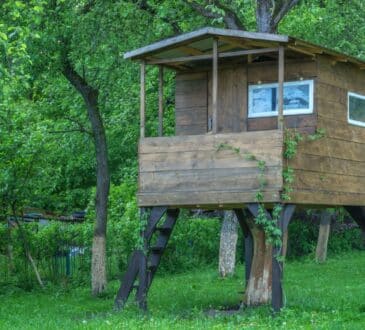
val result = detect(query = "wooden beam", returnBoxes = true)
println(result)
[212,38,218,134]
[147,47,280,65]
[178,46,204,55]
[288,45,316,57]
[140,61,146,138]
[158,66,164,136]
[277,47,285,130]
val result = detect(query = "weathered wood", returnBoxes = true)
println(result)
[114,250,142,310]
[175,72,207,135]
[158,66,164,136]
[140,61,146,138]
[247,60,317,83]
[234,209,253,286]
[248,114,317,132]
[138,191,281,208]
[315,211,331,263]
[212,38,218,134]
[277,46,285,130]
[138,131,283,207]
[140,130,283,153]
[147,47,280,64]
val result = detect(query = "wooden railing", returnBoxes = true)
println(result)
[138,130,283,208]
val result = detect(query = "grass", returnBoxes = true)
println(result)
[0,251,364,329]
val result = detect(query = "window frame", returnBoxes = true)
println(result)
[348,91,365,128]
[248,79,314,118]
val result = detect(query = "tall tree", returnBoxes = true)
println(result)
[186,0,301,305]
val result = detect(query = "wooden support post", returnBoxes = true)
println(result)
[272,204,295,312]
[140,61,146,138]
[345,206,365,247]
[277,47,285,130]
[212,38,218,134]
[233,209,253,287]
[315,210,331,263]
[158,66,164,137]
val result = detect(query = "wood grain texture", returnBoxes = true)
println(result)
[289,57,365,206]
[138,130,283,207]
[175,72,207,135]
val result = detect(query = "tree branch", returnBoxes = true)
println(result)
[138,0,182,34]
[186,0,245,30]
[272,0,301,28]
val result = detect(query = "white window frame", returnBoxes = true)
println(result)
[348,91,365,128]
[248,79,314,118]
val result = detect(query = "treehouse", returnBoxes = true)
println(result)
[115,27,365,312]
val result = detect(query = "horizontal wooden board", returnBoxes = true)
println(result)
[290,190,365,206]
[318,56,365,93]
[293,170,365,195]
[140,148,282,172]
[247,60,317,83]
[138,190,281,207]
[140,130,283,154]
[140,167,282,193]
[296,138,365,162]
[289,153,365,177]
[317,117,365,144]
[248,114,317,131]
[138,131,283,207]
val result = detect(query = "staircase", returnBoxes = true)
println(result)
[114,207,179,310]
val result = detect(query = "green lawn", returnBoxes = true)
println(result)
[1,251,364,329]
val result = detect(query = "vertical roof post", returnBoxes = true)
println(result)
[140,61,146,138]
[212,38,218,134]
[277,46,285,130]
[158,66,164,137]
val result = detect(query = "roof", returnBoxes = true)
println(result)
[124,27,365,69]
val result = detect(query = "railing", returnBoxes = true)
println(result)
[138,130,283,208]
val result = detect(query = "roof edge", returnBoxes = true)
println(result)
[124,27,289,60]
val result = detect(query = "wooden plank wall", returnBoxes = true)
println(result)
[207,67,247,132]
[175,72,208,135]
[175,60,318,135]
[247,60,318,134]
[138,130,283,207]
[289,56,365,206]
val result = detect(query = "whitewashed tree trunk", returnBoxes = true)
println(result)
[315,211,331,263]
[219,211,238,277]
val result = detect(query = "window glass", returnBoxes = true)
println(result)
[348,92,365,127]
[248,80,313,118]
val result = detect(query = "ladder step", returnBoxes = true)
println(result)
[155,227,172,235]
[148,264,157,271]
[150,246,165,253]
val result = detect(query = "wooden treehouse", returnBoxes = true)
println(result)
[115,28,365,311]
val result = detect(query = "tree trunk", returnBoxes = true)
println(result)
[219,211,238,277]
[282,230,289,259]
[244,217,272,305]
[315,211,331,263]
[62,60,110,295]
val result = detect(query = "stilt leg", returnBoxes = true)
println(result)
[234,209,253,286]
[344,206,365,248]
[272,204,295,312]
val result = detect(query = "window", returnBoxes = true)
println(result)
[348,92,365,127]
[248,80,314,118]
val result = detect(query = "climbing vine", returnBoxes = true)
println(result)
[215,127,326,248]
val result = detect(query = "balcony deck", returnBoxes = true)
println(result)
[138,130,283,208]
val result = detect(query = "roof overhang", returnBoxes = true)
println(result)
[124,27,365,69]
